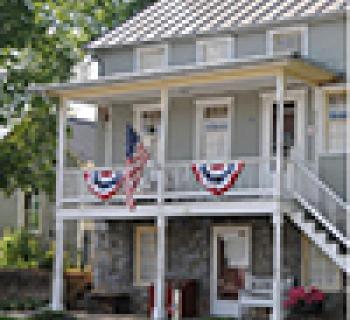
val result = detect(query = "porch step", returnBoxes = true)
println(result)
[288,211,349,273]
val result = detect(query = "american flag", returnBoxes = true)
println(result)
[125,124,149,209]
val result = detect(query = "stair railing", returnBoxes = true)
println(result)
[285,156,348,243]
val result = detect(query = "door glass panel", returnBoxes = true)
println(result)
[139,110,161,162]
[272,102,295,158]
[217,230,247,301]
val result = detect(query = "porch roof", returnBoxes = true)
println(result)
[31,55,339,100]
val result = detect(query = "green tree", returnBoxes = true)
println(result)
[0,0,156,196]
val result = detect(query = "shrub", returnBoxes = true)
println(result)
[0,228,42,269]
[29,310,76,320]
[0,298,47,311]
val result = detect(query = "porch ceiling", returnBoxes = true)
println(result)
[31,55,338,101]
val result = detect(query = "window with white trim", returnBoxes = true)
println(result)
[327,93,347,153]
[134,226,157,286]
[196,37,233,63]
[24,190,41,233]
[136,46,167,71]
[267,26,308,56]
[196,98,232,160]
[302,238,341,292]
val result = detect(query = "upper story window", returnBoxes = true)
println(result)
[327,93,347,153]
[136,45,168,71]
[267,26,308,56]
[196,37,233,63]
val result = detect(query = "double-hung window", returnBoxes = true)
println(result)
[134,226,157,286]
[302,238,341,292]
[136,45,168,71]
[196,37,233,63]
[267,26,308,56]
[327,93,347,153]
[24,190,41,233]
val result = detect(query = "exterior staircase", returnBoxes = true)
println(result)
[287,210,349,273]
[285,158,349,273]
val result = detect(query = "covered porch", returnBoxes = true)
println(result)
[36,55,337,319]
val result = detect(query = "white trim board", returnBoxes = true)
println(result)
[57,201,276,220]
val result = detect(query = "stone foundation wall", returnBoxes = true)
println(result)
[93,217,304,315]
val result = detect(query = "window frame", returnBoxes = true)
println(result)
[301,236,341,292]
[196,36,234,64]
[135,44,168,72]
[266,25,308,56]
[134,225,157,287]
[326,92,347,153]
[24,190,42,234]
[195,97,233,160]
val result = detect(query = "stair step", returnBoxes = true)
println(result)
[302,222,315,235]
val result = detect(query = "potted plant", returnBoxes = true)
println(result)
[284,286,325,319]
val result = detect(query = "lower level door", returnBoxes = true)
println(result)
[211,226,251,317]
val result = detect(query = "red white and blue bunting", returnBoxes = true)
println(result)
[83,170,124,201]
[192,161,245,195]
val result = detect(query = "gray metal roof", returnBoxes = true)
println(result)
[88,0,346,49]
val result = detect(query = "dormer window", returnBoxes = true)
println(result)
[196,37,233,63]
[267,26,308,56]
[136,45,168,71]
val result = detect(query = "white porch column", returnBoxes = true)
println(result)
[105,105,113,167]
[52,217,64,310]
[158,87,169,204]
[52,97,66,310]
[273,71,285,320]
[155,215,166,319]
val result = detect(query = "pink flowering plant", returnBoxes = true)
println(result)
[284,286,325,316]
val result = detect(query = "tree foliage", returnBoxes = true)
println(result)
[0,0,156,196]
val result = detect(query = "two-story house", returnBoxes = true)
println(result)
[33,0,348,318]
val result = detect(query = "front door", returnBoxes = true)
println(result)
[272,101,295,158]
[211,226,251,317]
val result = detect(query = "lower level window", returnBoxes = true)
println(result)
[24,190,40,233]
[134,226,157,286]
[302,238,341,292]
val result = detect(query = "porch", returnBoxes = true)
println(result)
[34,54,338,319]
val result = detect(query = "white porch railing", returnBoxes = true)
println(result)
[62,158,275,205]
[286,159,348,239]
[164,158,274,198]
